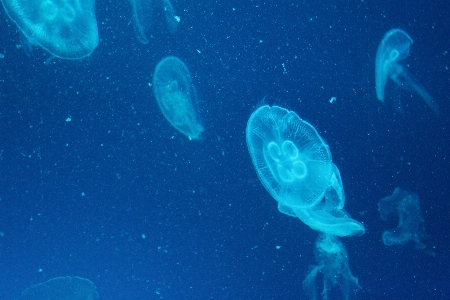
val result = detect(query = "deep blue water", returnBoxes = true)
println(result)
[0,0,449,299]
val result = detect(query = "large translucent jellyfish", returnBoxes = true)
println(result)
[378,187,425,247]
[303,234,361,300]
[246,104,332,209]
[130,0,179,44]
[153,56,204,140]
[246,105,364,237]
[19,276,98,300]
[1,0,99,59]
[375,28,439,115]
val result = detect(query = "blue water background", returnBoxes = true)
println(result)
[0,0,449,299]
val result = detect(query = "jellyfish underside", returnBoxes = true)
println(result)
[290,165,365,237]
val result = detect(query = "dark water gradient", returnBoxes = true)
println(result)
[0,0,449,299]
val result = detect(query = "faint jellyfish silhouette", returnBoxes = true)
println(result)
[130,0,153,44]
[303,233,361,300]
[130,0,179,44]
[378,187,425,247]
[19,276,98,300]
[162,0,178,33]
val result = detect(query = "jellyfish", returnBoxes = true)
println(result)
[19,276,98,300]
[153,56,204,140]
[246,105,332,209]
[375,28,439,115]
[378,187,425,247]
[1,0,98,60]
[130,0,153,44]
[130,0,179,44]
[303,233,361,300]
[246,105,364,237]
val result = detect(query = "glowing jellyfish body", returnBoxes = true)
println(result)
[246,105,332,209]
[375,28,439,115]
[153,56,204,140]
[1,0,98,59]
[246,105,365,237]
[375,29,413,102]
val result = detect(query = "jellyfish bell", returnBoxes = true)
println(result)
[153,56,204,140]
[376,29,413,102]
[375,28,439,115]
[19,276,99,300]
[61,3,77,22]
[246,105,333,209]
[1,0,99,59]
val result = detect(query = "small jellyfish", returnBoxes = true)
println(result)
[153,56,204,140]
[375,29,439,115]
